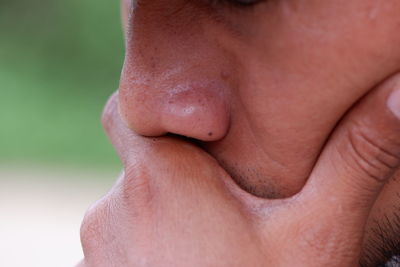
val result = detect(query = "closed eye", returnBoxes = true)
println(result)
[208,0,265,8]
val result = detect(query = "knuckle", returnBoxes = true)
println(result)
[100,106,112,131]
[346,124,400,184]
[101,93,118,133]
[80,197,110,253]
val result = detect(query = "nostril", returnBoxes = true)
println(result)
[165,132,204,147]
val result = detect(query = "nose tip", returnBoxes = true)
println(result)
[119,81,231,142]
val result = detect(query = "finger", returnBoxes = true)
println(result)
[87,93,258,266]
[261,74,400,266]
[102,91,236,214]
[102,91,135,164]
[80,187,129,267]
[302,73,400,215]
[102,90,231,171]
[102,91,158,167]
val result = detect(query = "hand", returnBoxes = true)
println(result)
[78,74,400,267]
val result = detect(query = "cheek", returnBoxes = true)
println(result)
[203,1,400,198]
[117,0,400,199]
[240,0,400,151]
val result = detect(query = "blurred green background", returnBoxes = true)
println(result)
[0,0,124,169]
[1,2,125,266]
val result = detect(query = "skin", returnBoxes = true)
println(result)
[80,83,400,267]
[79,0,400,266]
[119,0,400,198]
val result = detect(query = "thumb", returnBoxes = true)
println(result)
[291,74,400,265]
[303,74,400,214]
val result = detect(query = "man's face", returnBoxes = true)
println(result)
[119,0,400,264]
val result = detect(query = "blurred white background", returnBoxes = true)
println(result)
[0,165,116,267]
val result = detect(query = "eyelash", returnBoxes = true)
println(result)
[224,0,260,6]
[208,0,261,8]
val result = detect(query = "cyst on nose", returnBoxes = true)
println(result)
[208,132,213,136]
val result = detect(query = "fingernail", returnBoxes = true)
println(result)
[388,88,400,119]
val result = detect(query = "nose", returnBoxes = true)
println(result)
[118,0,232,141]
[119,78,231,141]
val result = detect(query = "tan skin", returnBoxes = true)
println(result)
[79,1,400,266]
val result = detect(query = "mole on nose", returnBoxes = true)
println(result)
[120,80,231,142]
[159,81,231,141]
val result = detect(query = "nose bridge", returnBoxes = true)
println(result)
[125,0,215,77]
[118,1,232,141]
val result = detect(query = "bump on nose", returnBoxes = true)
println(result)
[119,81,231,142]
